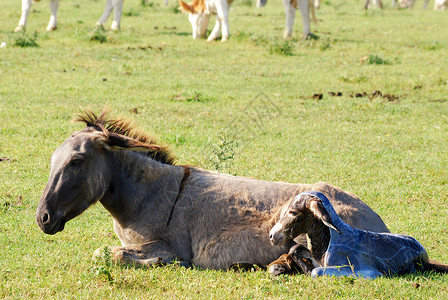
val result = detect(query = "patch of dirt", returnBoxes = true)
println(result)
[0,157,14,163]
[382,93,400,102]
[311,93,323,100]
[129,107,139,114]
[261,73,282,78]
[126,45,164,51]
[349,90,400,102]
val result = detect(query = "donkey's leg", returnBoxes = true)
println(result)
[97,0,114,28]
[94,241,190,267]
[282,0,296,38]
[46,0,60,31]
[288,244,319,275]
[15,0,33,32]
[268,254,298,276]
[110,0,124,31]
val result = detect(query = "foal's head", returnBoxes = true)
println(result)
[36,109,174,235]
[269,192,340,246]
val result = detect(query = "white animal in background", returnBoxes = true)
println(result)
[434,0,447,9]
[393,0,417,8]
[283,0,317,38]
[179,0,234,42]
[363,0,384,9]
[392,0,446,10]
[15,0,124,32]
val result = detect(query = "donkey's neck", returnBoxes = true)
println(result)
[307,221,331,263]
[100,151,184,228]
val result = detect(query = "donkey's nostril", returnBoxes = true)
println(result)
[269,233,273,240]
[42,212,50,224]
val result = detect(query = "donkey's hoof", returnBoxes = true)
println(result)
[268,263,288,276]
[92,246,112,261]
[14,26,24,32]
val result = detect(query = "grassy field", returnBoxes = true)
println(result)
[1,0,448,298]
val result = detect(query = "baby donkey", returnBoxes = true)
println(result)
[269,191,448,278]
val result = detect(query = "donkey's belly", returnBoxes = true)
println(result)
[191,226,291,270]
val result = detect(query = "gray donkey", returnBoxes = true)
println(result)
[36,108,389,270]
[269,191,448,278]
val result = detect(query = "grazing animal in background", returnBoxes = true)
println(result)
[282,0,317,38]
[36,108,390,270]
[179,0,234,42]
[434,0,448,9]
[363,0,384,9]
[392,0,417,7]
[394,0,447,10]
[15,0,124,32]
[269,191,448,278]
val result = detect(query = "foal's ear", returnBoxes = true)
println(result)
[308,198,341,233]
[179,0,195,13]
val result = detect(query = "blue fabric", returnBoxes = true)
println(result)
[300,191,428,279]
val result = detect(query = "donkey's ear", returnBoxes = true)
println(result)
[179,0,195,13]
[97,132,155,152]
[308,199,340,233]
[291,194,307,211]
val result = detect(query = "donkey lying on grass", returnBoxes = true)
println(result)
[269,191,448,278]
[36,108,389,270]
[15,0,124,32]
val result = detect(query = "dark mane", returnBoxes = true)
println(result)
[73,108,176,165]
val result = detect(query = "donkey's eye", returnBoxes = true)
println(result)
[289,211,298,217]
[70,158,84,166]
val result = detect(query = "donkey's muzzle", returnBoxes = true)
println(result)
[36,208,65,235]
[269,223,286,246]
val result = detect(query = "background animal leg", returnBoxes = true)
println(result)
[214,2,230,41]
[94,241,190,267]
[46,0,59,31]
[256,0,268,7]
[15,0,33,32]
[282,0,296,38]
[364,0,370,9]
[110,0,124,31]
[207,19,222,42]
[297,0,311,38]
[97,0,114,28]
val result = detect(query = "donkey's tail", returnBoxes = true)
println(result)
[422,260,448,273]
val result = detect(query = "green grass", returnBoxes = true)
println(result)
[1,0,448,298]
